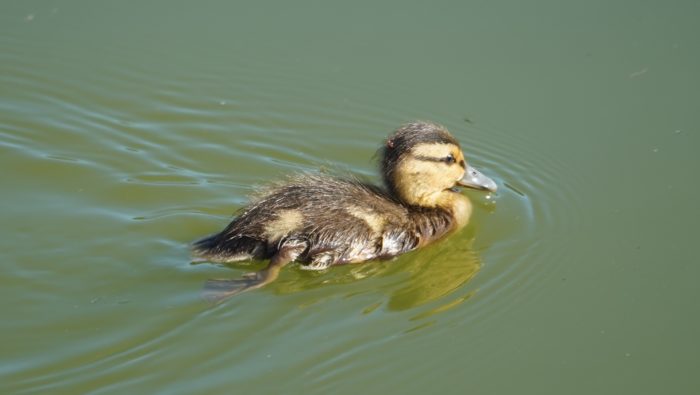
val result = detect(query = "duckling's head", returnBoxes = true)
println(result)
[381,121,497,208]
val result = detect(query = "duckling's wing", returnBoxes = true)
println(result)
[285,176,420,264]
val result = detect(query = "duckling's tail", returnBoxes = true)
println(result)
[191,234,224,262]
[192,233,220,255]
[191,234,265,263]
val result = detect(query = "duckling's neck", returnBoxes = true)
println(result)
[383,172,473,231]
[402,190,472,233]
[404,193,472,246]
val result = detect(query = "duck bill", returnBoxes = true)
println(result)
[458,165,497,192]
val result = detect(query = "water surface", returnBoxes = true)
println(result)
[1,1,699,394]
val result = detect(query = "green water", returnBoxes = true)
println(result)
[2,1,699,394]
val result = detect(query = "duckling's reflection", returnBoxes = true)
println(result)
[383,236,480,311]
[201,233,482,312]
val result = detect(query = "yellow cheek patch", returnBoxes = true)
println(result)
[397,154,465,188]
[391,143,470,207]
[264,209,303,240]
[400,156,445,176]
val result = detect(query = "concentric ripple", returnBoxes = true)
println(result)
[449,119,588,325]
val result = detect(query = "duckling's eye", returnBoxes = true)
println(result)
[443,154,456,165]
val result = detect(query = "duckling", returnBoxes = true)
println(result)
[194,121,497,302]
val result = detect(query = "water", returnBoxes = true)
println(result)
[2,1,699,394]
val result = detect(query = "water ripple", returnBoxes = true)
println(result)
[1,29,587,393]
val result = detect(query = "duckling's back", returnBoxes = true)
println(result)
[193,174,454,269]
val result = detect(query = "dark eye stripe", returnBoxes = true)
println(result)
[415,154,457,164]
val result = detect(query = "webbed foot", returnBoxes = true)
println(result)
[202,271,269,304]
[201,239,307,304]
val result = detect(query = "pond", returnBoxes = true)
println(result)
[1,1,698,394]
